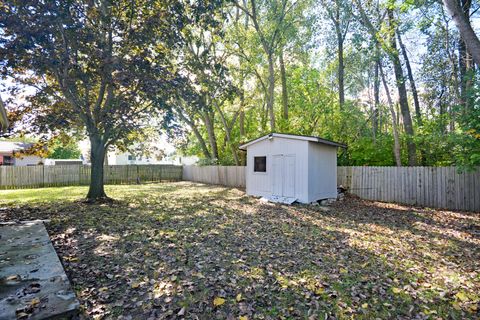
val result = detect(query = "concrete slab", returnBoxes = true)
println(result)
[260,196,297,204]
[0,222,79,319]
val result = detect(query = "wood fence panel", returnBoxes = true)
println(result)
[181,165,479,211]
[1,164,478,211]
[0,164,182,190]
[337,166,479,212]
[182,165,245,188]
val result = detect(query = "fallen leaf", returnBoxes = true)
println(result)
[30,298,40,306]
[392,287,401,294]
[177,307,186,316]
[213,297,225,307]
[455,291,469,302]
[315,288,325,295]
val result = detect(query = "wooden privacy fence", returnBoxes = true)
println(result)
[183,165,479,212]
[338,166,479,212]
[1,164,478,211]
[0,164,182,189]
[183,165,246,188]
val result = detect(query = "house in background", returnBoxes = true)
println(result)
[44,159,83,165]
[0,141,44,166]
[107,151,198,166]
[239,133,346,204]
[107,151,160,165]
[79,138,198,166]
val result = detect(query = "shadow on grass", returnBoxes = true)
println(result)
[1,183,478,319]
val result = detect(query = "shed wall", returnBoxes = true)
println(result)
[245,137,309,202]
[307,142,337,202]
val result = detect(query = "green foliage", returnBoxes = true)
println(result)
[343,136,397,166]
[175,0,480,169]
[1,0,478,170]
[48,139,81,160]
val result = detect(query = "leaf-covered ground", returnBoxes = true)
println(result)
[1,182,479,319]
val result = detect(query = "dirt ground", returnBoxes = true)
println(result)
[1,182,479,319]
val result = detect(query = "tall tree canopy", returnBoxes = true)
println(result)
[0,0,222,200]
[170,0,480,169]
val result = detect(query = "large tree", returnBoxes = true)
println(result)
[319,0,352,109]
[443,0,480,65]
[0,0,219,201]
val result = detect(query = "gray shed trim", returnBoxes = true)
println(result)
[239,133,346,150]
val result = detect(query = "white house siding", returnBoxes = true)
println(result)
[107,151,198,166]
[307,142,337,202]
[245,137,309,202]
[13,155,43,166]
[107,152,156,165]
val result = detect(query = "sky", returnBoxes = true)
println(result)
[1,3,479,153]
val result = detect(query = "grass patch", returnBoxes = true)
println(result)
[1,182,479,319]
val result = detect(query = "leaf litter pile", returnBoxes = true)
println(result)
[1,182,479,319]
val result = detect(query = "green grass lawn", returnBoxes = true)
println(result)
[1,182,479,319]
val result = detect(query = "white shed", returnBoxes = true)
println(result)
[239,133,346,204]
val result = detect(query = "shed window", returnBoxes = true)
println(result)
[254,156,267,172]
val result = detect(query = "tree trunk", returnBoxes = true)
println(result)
[438,85,447,134]
[202,111,219,160]
[176,109,212,159]
[458,0,474,111]
[388,9,416,166]
[174,105,212,159]
[279,48,288,122]
[397,31,426,165]
[87,134,108,201]
[337,29,345,108]
[239,110,245,136]
[379,63,402,167]
[239,82,246,136]
[459,36,468,106]
[213,101,240,165]
[443,0,480,65]
[0,96,9,133]
[193,130,212,160]
[397,32,422,125]
[189,122,212,159]
[373,58,380,139]
[267,53,276,131]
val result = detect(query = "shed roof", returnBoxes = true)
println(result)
[239,133,346,150]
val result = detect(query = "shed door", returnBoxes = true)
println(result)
[272,154,295,198]
[272,155,283,197]
[283,155,295,198]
